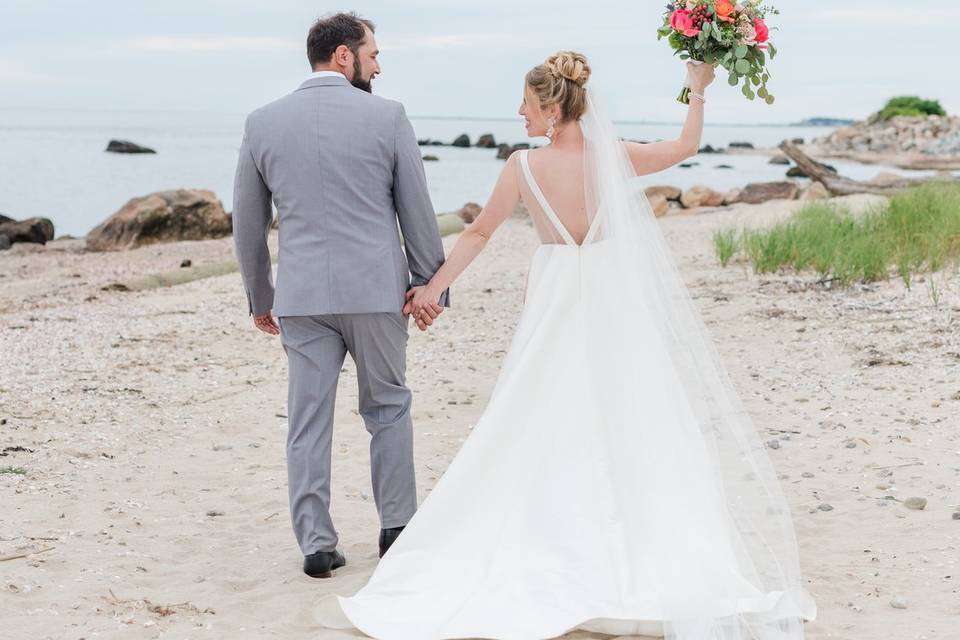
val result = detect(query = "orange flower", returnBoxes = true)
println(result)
[715,0,736,22]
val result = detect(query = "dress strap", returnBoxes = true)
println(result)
[519,150,577,246]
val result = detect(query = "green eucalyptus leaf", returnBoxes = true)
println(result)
[765,95,775,105]
[734,59,750,74]
[735,45,748,59]
[728,73,739,86]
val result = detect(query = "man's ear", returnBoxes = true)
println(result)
[334,44,351,67]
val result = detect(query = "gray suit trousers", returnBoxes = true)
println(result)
[277,313,417,555]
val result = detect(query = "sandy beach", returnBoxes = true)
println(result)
[2,197,958,639]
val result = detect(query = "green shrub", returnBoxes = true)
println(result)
[875,96,946,121]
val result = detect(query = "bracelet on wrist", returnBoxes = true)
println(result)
[689,91,706,104]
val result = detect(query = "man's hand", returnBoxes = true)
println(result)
[253,309,280,335]
[404,286,444,332]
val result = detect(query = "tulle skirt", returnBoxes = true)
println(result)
[316,241,816,639]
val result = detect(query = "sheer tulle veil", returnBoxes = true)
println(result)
[577,88,816,639]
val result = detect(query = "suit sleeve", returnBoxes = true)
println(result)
[392,103,450,307]
[232,115,275,316]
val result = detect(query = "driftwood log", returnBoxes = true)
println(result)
[778,141,958,196]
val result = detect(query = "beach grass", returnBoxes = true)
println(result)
[0,466,27,475]
[713,183,960,287]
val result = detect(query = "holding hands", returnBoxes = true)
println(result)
[404,284,444,331]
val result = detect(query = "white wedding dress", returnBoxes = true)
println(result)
[316,92,816,640]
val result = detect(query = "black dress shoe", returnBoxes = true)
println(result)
[378,526,405,558]
[303,549,346,578]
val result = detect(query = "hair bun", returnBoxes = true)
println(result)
[546,51,591,87]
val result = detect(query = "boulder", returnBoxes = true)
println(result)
[451,134,471,148]
[0,213,14,225]
[870,171,905,187]
[476,134,497,149]
[647,194,670,217]
[422,155,439,162]
[723,188,742,205]
[106,139,156,154]
[644,185,682,201]
[791,137,805,145]
[698,144,723,154]
[678,162,699,168]
[680,185,724,209]
[768,154,790,165]
[497,143,530,160]
[715,164,734,169]
[736,181,800,204]
[0,217,56,245]
[86,189,231,251]
[455,202,482,224]
[800,182,830,201]
[728,141,755,149]
[0,235,10,251]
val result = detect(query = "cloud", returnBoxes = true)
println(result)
[119,35,300,53]
[802,7,960,28]
[382,33,512,51]
[0,59,64,86]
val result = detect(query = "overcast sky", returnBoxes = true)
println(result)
[0,0,953,124]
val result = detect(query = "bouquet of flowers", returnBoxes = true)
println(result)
[657,0,779,104]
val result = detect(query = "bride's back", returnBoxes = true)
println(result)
[517,146,594,246]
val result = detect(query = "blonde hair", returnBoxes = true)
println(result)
[525,51,591,123]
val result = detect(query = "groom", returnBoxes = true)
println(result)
[232,12,449,578]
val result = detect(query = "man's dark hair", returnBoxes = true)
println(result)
[307,12,375,67]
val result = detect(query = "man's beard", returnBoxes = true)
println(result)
[350,55,372,93]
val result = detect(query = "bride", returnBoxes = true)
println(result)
[316,51,817,640]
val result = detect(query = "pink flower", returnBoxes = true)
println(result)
[754,18,770,43]
[670,9,701,37]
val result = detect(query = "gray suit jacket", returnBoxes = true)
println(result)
[232,75,449,317]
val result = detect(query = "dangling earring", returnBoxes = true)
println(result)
[546,116,557,140]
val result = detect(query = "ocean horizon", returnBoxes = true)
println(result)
[0,108,928,238]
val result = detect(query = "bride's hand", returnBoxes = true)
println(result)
[687,62,716,93]
[404,285,444,330]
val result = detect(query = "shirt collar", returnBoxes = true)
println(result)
[308,70,346,81]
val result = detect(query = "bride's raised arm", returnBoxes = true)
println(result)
[622,62,715,176]
[405,152,521,317]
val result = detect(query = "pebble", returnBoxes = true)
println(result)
[180,259,192,268]
[845,441,857,449]
[904,497,927,511]
[818,503,834,512]
[206,510,225,517]
[890,595,908,609]
[952,512,960,520]
[801,472,815,478]
[766,439,780,450]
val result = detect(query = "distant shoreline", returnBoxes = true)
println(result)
[0,106,847,129]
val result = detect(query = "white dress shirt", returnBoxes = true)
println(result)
[307,70,346,81]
